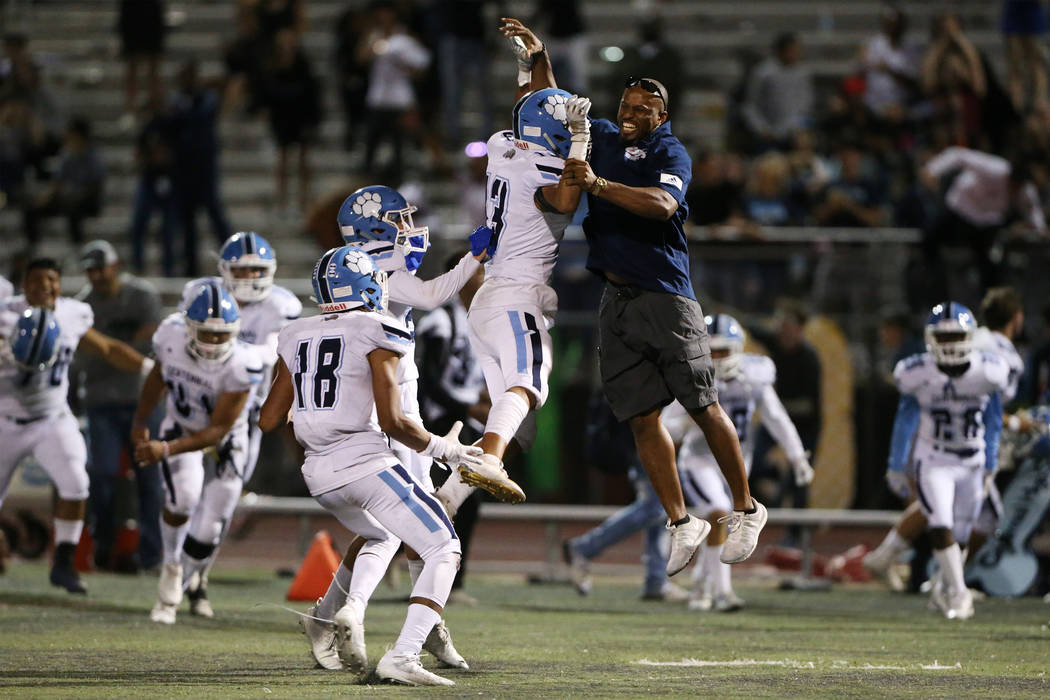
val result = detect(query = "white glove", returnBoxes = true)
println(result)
[791,454,814,486]
[422,421,484,470]
[510,35,532,71]
[886,470,910,500]
[566,95,591,160]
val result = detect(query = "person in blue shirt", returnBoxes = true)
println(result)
[504,14,769,577]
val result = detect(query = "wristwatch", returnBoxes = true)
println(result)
[589,177,608,196]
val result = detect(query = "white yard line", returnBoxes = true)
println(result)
[634,658,959,671]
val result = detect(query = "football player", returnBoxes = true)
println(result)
[864,288,1024,588]
[260,246,482,686]
[664,315,813,612]
[884,302,1009,619]
[178,231,302,616]
[0,258,152,594]
[132,281,263,624]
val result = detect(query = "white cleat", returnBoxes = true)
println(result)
[302,600,342,670]
[158,562,183,607]
[376,650,455,686]
[150,600,177,625]
[945,589,975,620]
[423,619,469,669]
[333,600,368,676]
[562,541,592,596]
[458,454,525,504]
[720,500,767,564]
[712,592,745,612]
[666,515,711,577]
[688,591,713,611]
[862,549,905,591]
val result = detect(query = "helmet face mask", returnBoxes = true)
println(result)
[184,282,241,364]
[219,232,277,303]
[187,319,240,363]
[705,313,746,380]
[924,302,975,367]
[339,186,430,271]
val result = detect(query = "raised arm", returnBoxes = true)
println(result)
[500,18,556,100]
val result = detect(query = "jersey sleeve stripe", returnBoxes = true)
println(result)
[536,164,563,177]
[381,323,412,340]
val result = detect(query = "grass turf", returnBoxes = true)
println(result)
[1,562,1048,698]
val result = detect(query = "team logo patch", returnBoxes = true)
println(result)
[624,147,646,161]
[351,191,383,219]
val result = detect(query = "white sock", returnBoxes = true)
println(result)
[714,557,732,597]
[317,562,353,620]
[873,528,910,560]
[393,603,441,656]
[347,539,400,610]
[933,543,966,595]
[53,518,83,546]
[436,468,476,515]
[407,558,424,587]
[484,391,530,444]
[161,520,189,565]
[703,544,729,595]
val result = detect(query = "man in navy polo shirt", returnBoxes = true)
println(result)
[560,76,767,574]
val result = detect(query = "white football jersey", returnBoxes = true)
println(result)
[665,354,805,474]
[0,296,93,420]
[182,277,303,403]
[152,313,262,434]
[483,130,573,286]
[276,310,412,474]
[973,327,1023,403]
[894,350,1010,455]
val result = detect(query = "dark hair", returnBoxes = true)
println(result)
[773,32,798,55]
[26,257,62,275]
[980,287,1022,331]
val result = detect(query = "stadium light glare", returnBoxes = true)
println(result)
[600,46,625,62]
[464,141,488,158]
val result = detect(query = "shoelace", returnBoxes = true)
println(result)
[718,512,743,534]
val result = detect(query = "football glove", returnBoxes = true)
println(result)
[566,96,591,161]
[469,225,496,259]
[791,454,814,486]
[422,421,485,470]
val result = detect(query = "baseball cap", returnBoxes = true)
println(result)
[80,240,119,270]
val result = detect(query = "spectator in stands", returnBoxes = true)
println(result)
[128,93,178,277]
[22,116,104,247]
[222,0,265,117]
[741,33,813,152]
[170,59,231,276]
[740,151,801,226]
[334,1,370,153]
[416,253,488,605]
[860,5,921,120]
[921,146,1046,296]
[922,13,986,147]
[359,1,430,182]
[75,241,164,573]
[878,306,924,380]
[749,301,821,543]
[813,143,889,227]
[257,28,321,215]
[785,130,831,211]
[617,17,683,119]
[686,150,744,228]
[0,96,47,209]
[1,32,62,163]
[1002,0,1049,113]
[117,0,166,133]
[532,0,588,95]
[437,0,492,148]
[256,0,306,45]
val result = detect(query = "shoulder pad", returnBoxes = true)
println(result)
[742,354,776,385]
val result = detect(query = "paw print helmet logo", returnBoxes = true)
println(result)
[513,88,575,159]
[337,185,430,273]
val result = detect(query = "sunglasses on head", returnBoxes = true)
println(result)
[624,77,667,107]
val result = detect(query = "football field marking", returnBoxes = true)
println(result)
[635,658,960,671]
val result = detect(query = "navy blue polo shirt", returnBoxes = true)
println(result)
[583,119,694,299]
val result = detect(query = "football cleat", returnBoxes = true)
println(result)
[187,585,214,618]
[333,600,368,676]
[458,454,526,504]
[49,543,86,594]
[302,600,342,670]
[688,591,713,611]
[945,588,975,620]
[423,619,469,669]
[376,650,455,687]
[862,548,906,592]
[666,515,711,577]
[562,540,592,596]
[720,500,767,564]
[158,562,184,606]
[150,600,177,625]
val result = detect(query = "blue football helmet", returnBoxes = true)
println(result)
[705,313,745,379]
[925,301,976,367]
[513,88,573,159]
[337,185,430,272]
[218,231,277,303]
[184,281,241,363]
[9,307,61,371]
[312,245,388,314]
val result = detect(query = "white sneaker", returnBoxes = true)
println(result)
[666,515,711,577]
[376,650,455,686]
[423,619,469,669]
[150,600,177,625]
[302,600,342,671]
[720,500,767,564]
[688,591,713,611]
[435,470,475,517]
[158,562,183,606]
[713,592,745,612]
[563,541,592,596]
[333,600,368,676]
[945,588,975,620]
[458,454,526,504]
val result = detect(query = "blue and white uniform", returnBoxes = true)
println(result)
[889,350,1009,544]
[664,354,806,516]
[0,296,93,505]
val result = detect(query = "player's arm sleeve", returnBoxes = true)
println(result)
[389,254,480,311]
[758,384,807,462]
[226,348,265,394]
[924,147,967,179]
[888,394,920,475]
[365,317,411,357]
[983,392,1003,473]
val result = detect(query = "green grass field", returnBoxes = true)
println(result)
[1,562,1048,698]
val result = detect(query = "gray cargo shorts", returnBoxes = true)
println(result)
[598,282,718,422]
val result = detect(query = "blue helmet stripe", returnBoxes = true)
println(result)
[210,282,221,318]
[315,248,337,303]
[243,233,255,255]
[26,310,47,368]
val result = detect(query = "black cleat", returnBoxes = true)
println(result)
[50,542,87,594]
